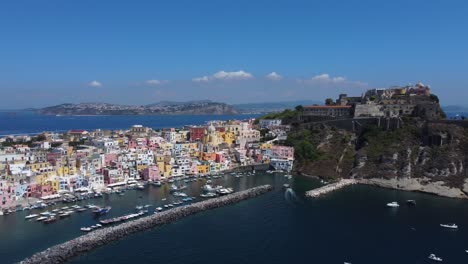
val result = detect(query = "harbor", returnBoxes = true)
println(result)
[18,185,273,264]
[305,179,357,198]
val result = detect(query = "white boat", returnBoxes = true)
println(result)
[440,223,458,229]
[428,253,442,262]
[36,216,48,221]
[386,202,400,208]
[25,214,39,219]
[80,227,92,232]
[40,211,51,216]
[156,207,163,211]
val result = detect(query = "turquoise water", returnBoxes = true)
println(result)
[2,173,468,263]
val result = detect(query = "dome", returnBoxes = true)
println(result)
[208,124,216,133]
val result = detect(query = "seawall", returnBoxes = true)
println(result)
[305,179,357,198]
[225,163,271,173]
[18,185,273,264]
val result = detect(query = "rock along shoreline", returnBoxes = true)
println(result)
[18,185,273,264]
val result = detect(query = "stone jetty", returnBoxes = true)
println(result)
[305,179,357,198]
[18,185,273,264]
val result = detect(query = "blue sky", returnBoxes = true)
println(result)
[1,0,467,108]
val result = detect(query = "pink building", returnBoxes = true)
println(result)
[0,180,15,209]
[215,152,225,163]
[142,165,160,181]
[271,146,295,160]
[36,183,55,198]
[104,153,118,166]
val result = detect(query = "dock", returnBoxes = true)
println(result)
[306,179,357,198]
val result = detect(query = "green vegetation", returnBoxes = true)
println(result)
[359,124,421,160]
[429,94,440,103]
[255,105,303,125]
[285,129,323,162]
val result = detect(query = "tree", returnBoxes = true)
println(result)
[430,94,440,103]
[325,98,334,105]
[295,105,304,113]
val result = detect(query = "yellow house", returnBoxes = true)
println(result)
[137,164,148,171]
[260,143,273,150]
[160,143,173,151]
[57,166,75,176]
[163,164,172,177]
[26,162,51,172]
[221,131,236,145]
[196,164,209,174]
[48,179,60,192]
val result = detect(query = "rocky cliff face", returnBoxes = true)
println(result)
[292,120,468,198]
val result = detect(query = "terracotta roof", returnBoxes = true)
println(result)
[304,105,352,109]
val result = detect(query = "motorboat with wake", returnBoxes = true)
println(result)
[92,206,111,216]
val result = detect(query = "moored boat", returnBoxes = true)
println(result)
[36,216,48,221]
[43,216,57,224]
[25,214,39,220]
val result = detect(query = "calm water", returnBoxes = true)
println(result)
[0,111,260,136]
[1,173,468,263]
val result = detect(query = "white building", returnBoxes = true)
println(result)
[259,119,282,129]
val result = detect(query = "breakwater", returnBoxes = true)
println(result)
[306,179,357,198]
[18,185,273,264]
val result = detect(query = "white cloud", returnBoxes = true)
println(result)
[192,70,253,82]
[310,73,345,83]
[300,73,367,87]
[145,79,168,86]
[266,72,282,81]
[88,80,102,87]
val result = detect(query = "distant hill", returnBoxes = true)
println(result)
[443,105,468,112]
[38,101,238,115]
[233,100,321,114]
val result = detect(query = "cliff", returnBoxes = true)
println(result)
[290,120,468,198]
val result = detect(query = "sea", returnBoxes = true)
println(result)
[1,112,468,263]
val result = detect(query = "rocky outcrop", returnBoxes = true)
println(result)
[18,185,273,264]
[293,120,468,198]
[358,178,468,199]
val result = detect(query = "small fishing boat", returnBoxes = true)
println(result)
[386,202,400,208]
[80,227,92,232]
[428,254,442,262]
[406,200,416,206]
[440,223,458,229]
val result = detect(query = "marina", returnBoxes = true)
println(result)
[0,172,467,263]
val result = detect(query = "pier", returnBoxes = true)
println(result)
[306,179,357,198]
[18,185,273,264]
